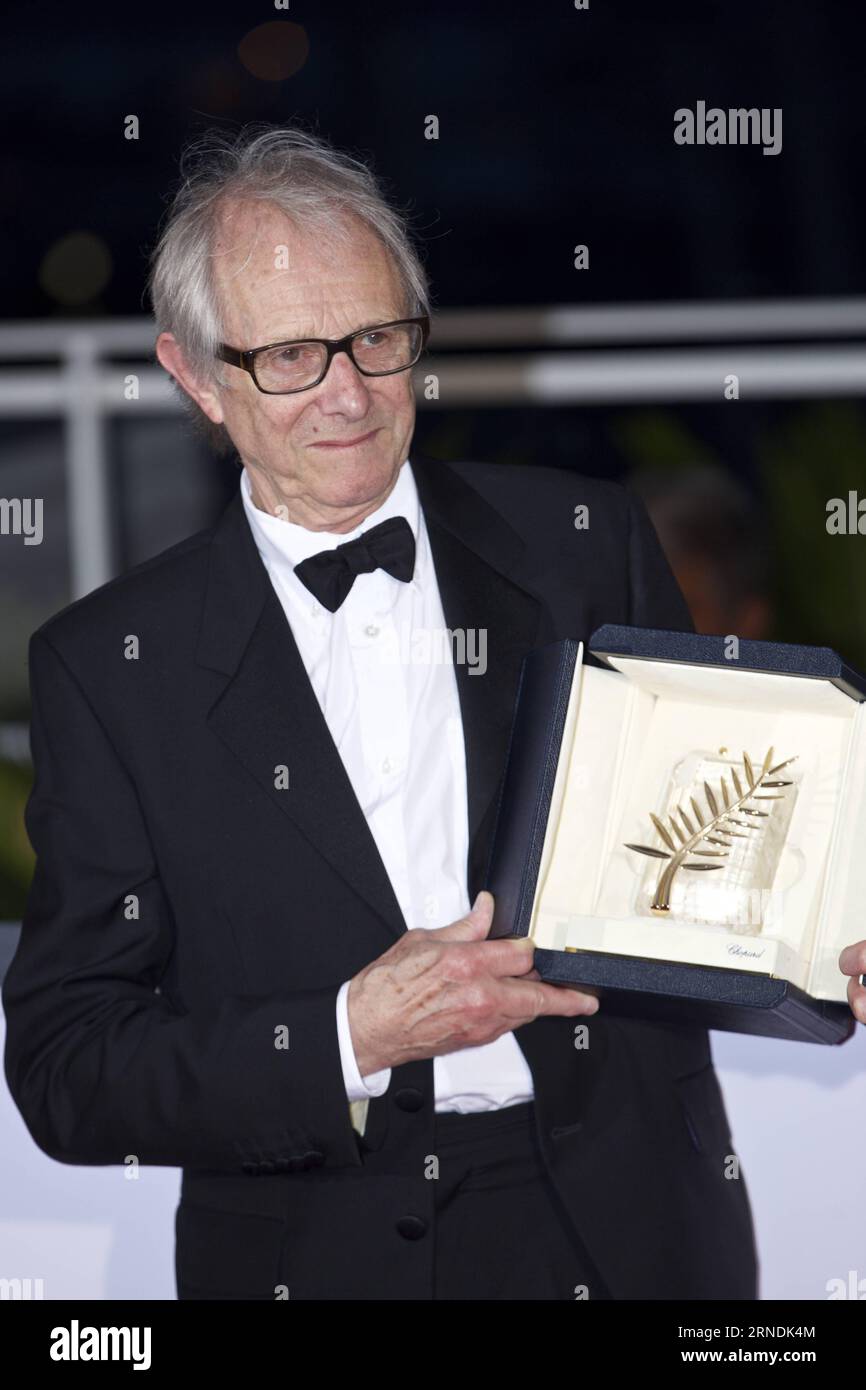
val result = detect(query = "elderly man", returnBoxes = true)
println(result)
[4,125,864,1302]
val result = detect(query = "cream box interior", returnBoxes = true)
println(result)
[530,643,866,1002]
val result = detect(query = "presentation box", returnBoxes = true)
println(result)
[485,625,866,1043]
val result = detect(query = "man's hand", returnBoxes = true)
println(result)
[347,890,599,1075]
[839,940,866,1024]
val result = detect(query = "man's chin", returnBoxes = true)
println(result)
[303,450,403,501]
[304,445,402,485]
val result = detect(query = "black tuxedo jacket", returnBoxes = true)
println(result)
[3,452,758,1300]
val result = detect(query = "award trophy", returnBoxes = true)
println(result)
[624,747,799,933]
[485,624,865,1042]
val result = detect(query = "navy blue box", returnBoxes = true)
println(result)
[485,626,866,1044]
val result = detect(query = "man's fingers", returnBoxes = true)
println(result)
[502,976,599,1019]
[429,892,538,975]
[429,931,537,977]
[839,940,866,979]
[482,937,537,976]
[433,891,496,942]
[538,983,599,1017]
[847,974,866,1024]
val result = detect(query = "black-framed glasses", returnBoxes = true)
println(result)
[215,315,430,395]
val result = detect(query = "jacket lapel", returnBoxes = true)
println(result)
[195,454,544,940]
[410,454,544,898]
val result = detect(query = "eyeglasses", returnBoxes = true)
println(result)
[215,315,430,395]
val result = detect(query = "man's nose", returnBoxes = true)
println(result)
[315,347,371,410]
[323,347,367,388]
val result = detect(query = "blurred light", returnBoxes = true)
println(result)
[237,21,309,81]
[38,232,112,306]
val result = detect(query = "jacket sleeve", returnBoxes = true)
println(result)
[2,631,363,1174]
[624,487,695,634]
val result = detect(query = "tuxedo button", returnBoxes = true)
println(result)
[303,1149,325,1168]
[393,1087,424,1112]
[241,1161,258,1175]
[258,1159,276,1175]
[274,1158,293,1173]
[396,1215,427,1241]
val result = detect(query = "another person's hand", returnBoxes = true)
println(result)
[347,890,599,1075]
[839,940,866,1024]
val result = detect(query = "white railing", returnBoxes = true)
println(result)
[1,301,866,597]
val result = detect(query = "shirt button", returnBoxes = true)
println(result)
[393,1087,425,1112]
[396,1215,428,1241]
[381,756,393,774]
[365,624,380,638]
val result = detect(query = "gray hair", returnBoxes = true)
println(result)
[147,123,431,453]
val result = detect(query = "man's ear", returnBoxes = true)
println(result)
[156,333,225,424]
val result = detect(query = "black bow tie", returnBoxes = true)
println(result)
[293,515,416,613]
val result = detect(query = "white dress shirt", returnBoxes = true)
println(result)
[240,459,535,1112]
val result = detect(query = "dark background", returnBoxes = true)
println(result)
[7,0,866,314]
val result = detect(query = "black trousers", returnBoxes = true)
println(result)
[431,1100,613,1300]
